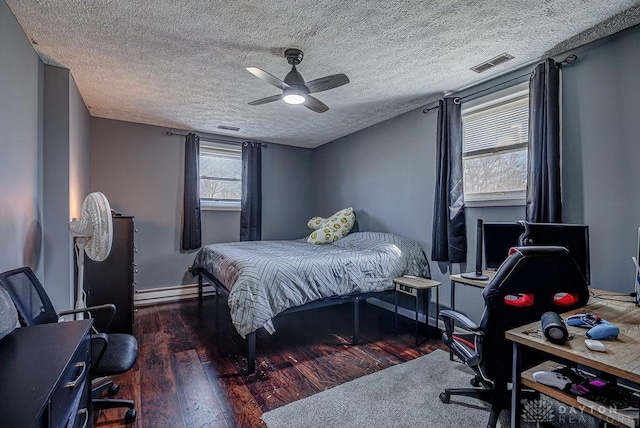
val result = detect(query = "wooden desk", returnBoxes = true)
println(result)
[0,320,93,427]
[449,270,496,311]
[507,290,640,427]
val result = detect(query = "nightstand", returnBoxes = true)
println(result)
[393,276,441,346]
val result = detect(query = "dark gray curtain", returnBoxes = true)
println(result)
[240,142,262,241]
[182,133,202,251]
[432,98,467,263]
[526,58,562,223]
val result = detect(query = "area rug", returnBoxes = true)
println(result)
[262,349,594,428]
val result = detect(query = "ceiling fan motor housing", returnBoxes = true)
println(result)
[284,48,304,65]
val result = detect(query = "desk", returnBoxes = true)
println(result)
[449,270,495,311]
[507,290,640,427]
[0,320,92,427]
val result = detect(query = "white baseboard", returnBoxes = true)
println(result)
[134,283,216,307]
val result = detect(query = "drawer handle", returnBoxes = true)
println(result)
[77,408,89,428]
[65,362,87,388]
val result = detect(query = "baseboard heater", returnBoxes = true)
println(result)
[134,282,216,307]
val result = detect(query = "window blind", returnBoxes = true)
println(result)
[463,94,529,156]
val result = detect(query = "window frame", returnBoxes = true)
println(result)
[199,140,242,211]
[461,82,529,207]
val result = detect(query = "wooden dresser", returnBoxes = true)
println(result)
[0,320,93,427]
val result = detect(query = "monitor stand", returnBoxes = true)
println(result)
[461,271,489,281]
[462,219,489,281]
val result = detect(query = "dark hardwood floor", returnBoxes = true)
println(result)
[94,296,446,427]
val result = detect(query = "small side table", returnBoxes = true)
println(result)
[394,276,441,346]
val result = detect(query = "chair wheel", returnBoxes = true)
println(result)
[125,408,137,424]
[439,392,450,404]
[107,384,120,396]
[470,377,481,387]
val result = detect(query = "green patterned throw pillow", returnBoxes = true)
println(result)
[307,207,355,244]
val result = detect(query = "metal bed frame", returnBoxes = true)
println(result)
[192,267,393,374]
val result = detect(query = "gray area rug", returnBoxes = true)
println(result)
[262,349,595,428]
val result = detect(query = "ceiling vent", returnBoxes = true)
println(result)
[470,53,514,73]
[217,125,240,131]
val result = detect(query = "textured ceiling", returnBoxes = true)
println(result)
[6,1,640,148]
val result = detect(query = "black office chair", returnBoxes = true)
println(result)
[0,267,138,424]
[439,246,590,428]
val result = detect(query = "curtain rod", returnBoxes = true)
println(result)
[164,130,268,148]
[422,54,577,114]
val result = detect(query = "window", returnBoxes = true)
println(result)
[462,82,529,206]
[199,141,242,210]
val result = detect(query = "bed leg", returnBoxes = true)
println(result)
[247,332,256,374]
[353,297,360,345]
[215,283,219,331]
[198,274,203,307]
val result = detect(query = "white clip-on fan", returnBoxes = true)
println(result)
[69,192,113,318]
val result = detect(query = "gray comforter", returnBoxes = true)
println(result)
[192,232,430,337]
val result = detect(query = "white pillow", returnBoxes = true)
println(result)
[307,207,355,244]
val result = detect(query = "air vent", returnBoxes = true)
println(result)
[217,125,240,131]
[470,53,514,73]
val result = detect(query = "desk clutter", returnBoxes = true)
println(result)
[533,366,640,426]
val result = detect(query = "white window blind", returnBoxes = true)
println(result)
[462,84,529,205]
[199,141,242,210]
[463,94,529,156]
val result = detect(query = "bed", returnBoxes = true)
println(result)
[191,231,431,373]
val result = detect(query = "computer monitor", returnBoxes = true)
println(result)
[483,222,524,271]
[525,223,590,285]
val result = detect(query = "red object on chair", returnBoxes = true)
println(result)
[504,293,535,307]
[553,292,580,307]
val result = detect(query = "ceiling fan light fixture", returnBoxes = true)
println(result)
[283,93,306,104]
[283,87,307,105]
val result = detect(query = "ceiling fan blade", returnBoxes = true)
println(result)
[304,95,329,113]
[246,67,289,90]
[305,74,350,94]
[248,94,283,105]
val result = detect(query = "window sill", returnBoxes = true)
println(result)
[465,197,525,208]
[201,202,241,212]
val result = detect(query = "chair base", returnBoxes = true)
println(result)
[92,380,137,424]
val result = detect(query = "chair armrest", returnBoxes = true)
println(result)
[59,304,116,332]
[439,310,481,332]
[91,333,109,369]
[440,310,482,367]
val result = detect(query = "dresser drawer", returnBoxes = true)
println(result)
[50,333,91,427]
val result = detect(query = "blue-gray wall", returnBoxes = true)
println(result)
[90,118,312,290]
[1,1,91,310]
[262,143,313,240]
[42,65,92,310]
[312,24,640,321]
[0,0,42,277]
[561,26,640,291]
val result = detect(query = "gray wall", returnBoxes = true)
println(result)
[262,143,313,240]
[0,1,42,275]
[90,118,313,290]
[42,65,92,310]
[312,24,640,321]
[561,25,640,290]
[0,0,90,310]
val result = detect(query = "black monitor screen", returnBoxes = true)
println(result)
[526,223,590,285]
[483,222,524,270]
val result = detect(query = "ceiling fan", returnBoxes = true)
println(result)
[246,48,349,113]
